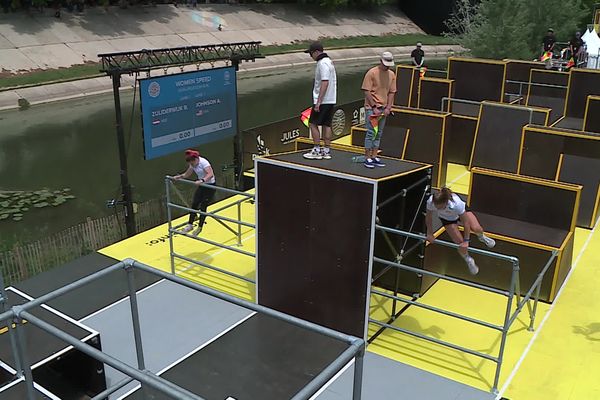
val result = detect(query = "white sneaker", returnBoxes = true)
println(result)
[180,223,193,233]
[192,223,204,236]
[465,256,479,275]
[478,235,496,248]
[303,148,322,160]
[321,149,332,159]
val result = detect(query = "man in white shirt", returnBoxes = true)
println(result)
[303,41,337,160]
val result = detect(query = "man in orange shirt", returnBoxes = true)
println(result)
[361,51,397,168]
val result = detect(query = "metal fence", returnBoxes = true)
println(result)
[0,197,168,286]
[0,259,365,400]
[165,176,256,284]
[369,225,557,394]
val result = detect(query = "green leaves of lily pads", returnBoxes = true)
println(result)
[0,188,76,223]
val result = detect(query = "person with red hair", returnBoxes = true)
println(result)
[173,149,216,235]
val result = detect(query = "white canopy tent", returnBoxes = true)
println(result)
[584,29,600,68]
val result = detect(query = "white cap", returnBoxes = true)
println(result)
[381,51,394,67]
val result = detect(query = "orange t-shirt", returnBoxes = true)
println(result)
[361,66,397,109]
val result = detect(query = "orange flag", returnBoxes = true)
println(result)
[541,51,552,61]
[566,57,575,69]
[369,113,384,138]
[300,107,312,127]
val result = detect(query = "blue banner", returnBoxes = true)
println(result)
[139,67,237,159]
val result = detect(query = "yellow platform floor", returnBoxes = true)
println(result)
[99,150,600,399]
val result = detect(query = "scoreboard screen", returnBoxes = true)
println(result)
[139,66,237,159]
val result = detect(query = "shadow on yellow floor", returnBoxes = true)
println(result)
[368,279,550,392]
[100,193,257,302]
[501,223,600,400]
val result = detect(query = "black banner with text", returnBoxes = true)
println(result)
[242,99,365,171]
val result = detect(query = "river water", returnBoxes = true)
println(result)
[0,58,447,246]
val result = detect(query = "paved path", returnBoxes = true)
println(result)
[0,44,462,110]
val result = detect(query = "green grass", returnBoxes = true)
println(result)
[261,34,457,56]
[0,34,457,89]
[0,64,104,89]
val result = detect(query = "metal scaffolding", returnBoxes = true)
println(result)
[0,259,364,400]
[97,42,262,238]
[98,42,262,74]
[369,225,557,394]
[165,176,256,283]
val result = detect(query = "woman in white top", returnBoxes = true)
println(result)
[173,149,216,235]
[425,187,495,275]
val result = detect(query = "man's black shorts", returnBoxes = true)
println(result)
[309,104,335,127]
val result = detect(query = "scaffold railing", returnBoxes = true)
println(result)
[369,225,557,394]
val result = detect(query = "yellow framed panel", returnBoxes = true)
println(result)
[592,187,600,227]
[555,153,565,181]
[417,77,454,111]
[448,57,507,103]
[467,100,549,168]
[401,129,411,159]
[393,109,449,187]
[526,69,569,107]
[583,94,600,131]
[471,167,582,232]
[483,99,550,111]
[378,164,433,182]
[467,165,474,206]
[517,124,600,175]
[479,99,551,124]
[549,230,573,300]
[391,106,451,119]
[563,68,600,117]
[418,77,454,83]
[481,231,556,251]
[503,59,545,66]
[522,124,600,140]
[562,69,574,117]
[551,115,565,127]
[350,126,367,147]
[553,150,600,229]
[471,166,582,192]
[448,56,507,66]
[516,128,526,174]
[396,65,418,107]
[467,102,485,170]
[439,116,447,184]
[451,114,478,121]
[454,225,557,251]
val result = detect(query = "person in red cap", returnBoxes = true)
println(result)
[173,149,216,235]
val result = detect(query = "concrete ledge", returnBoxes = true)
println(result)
[0,44,463,111]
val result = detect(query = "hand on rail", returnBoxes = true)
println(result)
[172,174,182,180]
[426,234,435,244]
[460,241,469,250]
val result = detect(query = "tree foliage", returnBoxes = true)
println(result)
[445,0,588,60]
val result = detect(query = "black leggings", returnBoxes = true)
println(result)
[189,183,216,226]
